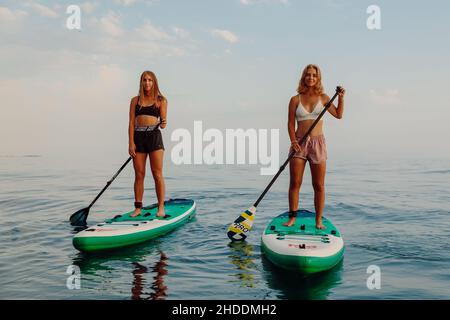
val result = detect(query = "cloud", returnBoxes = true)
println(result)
[210,29,239,43]
[27,3,59,18]
[0,6,28,23]
[98,12,124,37]
[1,9,195,81]
[369,89,401,106]
[172,27,190,39]
[80,2,98,14]
[80,17,191,58]
[137,21,172,40]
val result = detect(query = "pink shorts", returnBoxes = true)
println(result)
[292,134,327,164]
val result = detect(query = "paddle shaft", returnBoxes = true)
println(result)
[253,90,340,208]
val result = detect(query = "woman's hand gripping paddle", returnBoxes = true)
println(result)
[227,87,343,241]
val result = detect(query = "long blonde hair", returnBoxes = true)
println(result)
[138,71,165,106]
[296,64,324,95]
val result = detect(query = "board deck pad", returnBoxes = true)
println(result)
[105,199,193,223]
[264,210,341,237]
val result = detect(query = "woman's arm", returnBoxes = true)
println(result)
[159,98,168,129]
[128,97,137,157]
[288,96,301,152]
[323,88,345,119]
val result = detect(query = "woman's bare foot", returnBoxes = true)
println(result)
[156,207,165,218]
[131,208,141,217]
[283,217,296,227]
[315,217,326,230]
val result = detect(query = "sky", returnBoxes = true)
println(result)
[1,0,450,161]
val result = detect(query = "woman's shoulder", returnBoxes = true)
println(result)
[157,96,168,107]
[290,94,300,103]
[131,96,140,105]
[320,93,329,103]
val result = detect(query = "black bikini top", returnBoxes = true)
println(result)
[135,99,160,118]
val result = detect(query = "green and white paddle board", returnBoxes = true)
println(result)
[261,209,344,274]
[73,198,196,252]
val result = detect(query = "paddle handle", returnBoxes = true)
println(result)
[253,87,341,208]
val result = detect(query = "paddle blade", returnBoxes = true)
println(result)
[70,207,89,226]
[227,206,256,242]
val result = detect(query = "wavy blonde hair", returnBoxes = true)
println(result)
[296,64,324,95]
[138,71,165,106]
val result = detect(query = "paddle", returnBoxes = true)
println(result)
[227,86,343,241]
[69,123,161,226]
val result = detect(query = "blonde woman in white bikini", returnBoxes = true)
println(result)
[284,64,345,229]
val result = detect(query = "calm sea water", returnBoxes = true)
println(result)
[0,154,449,300]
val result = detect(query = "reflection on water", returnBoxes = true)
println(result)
[227,242,257,288]
[261,254,344,300]
[149,252,168,300]
[131,252,168,300]
[72,242,169,300]
[131,262,148,299]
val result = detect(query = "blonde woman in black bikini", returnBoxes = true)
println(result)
[128,71,167,218]
[284,64,345,229]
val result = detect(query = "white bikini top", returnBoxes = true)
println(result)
[295,95,324,122]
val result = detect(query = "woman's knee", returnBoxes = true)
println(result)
[312,182,325,193]
[151,169,163,181]
[135,169,146,180]
[289,179,302,191]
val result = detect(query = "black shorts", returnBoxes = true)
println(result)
[134,128,164,153]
